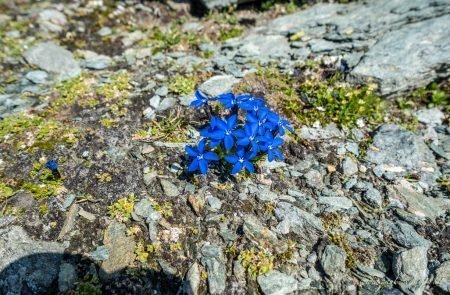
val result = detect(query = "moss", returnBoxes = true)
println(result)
[53,76,91,111]
[153,201,173,218]
[108,193,135,222]
[67,274,102,295]
[238,248,274,278]
[96,172,112,183]
[0,183,14,203]
[168,74,197,96]
[38,204,49,216]
[169,242,182,251]
[22,182,58,200]
[218,26,243,42]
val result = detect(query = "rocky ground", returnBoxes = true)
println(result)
[0,0,449,294]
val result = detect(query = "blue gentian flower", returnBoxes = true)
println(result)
[266,112,294,136]
[217,93,237,110]
[246,109,269,135]
[186,139,219,174]
[225,148,255,174]
[240,96,266,112]
[257,132,284,162]
[45,160,58,172]
[208,114,238,151]
[234,122,260,156]
[190,90,209,108]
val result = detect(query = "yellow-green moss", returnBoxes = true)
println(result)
[0,183,13,203]
[238,248,274,278]
[108,193,135,222]
[168,74,197,96]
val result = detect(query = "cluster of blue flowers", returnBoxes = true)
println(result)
[186,90,293,175]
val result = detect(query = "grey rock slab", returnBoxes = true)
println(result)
[390,181,450,220]
[256,187,279,202]
[134,199,160,241]
[392,246,429,295]
[434,260,450,293]
[416,108,445,126]
[0,226,65,294]
[243,214,282,251]
[160,179,181,197]
[363,188,383,208]
[23,42,81,80]
[304,169,324,190]
[318,196,353,210]
[25,70,48,84]
[366,124,439,186]
[58,263,77,293]
[274,202,324,242]
[388,221,431,249]
[184,262,201,295]
[357,264,385,279]
[352,15,450,96]
[89,245,110,261]
[100,222,136,279]
[198,0,237,10]
[38,9,67,33]
[206,195,222,211]
[237,34,290,59]
[157,97,177,112]
[84,55,112,70]
[341,156,358,176]
[97,27,112,36]
[321,244,347,279]
[299,123,344,140]
[257,270,299,295]
[198,75,240,98]
[201,243,226,294]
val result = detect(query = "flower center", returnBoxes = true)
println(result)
[239,158,244,163]
[197,154,203,160]
[225,130,231,135]
[268,145,273,150]
[249,136,254,141]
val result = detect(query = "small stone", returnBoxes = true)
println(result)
[243,214,281,251]
[149,95,161,109]
[321,245,347,279]
[97,27,112,36]
[157,97,177,112]
[58,263,77,293]
[84,55,112,70]
[89,245,110,261]
[416,108,444,126]
[304,169,324,190]
[388,221,431,248]
[198,75,240,97]
[206,195,222,211]
[38,9,67,33]
[357,264,385,278]
[318,197,353,210]
[341,157,358,176]
[256,187,279,202]
[257,270,299,295]
[184,262,201,295]
[188,194,204,216]
[143,170,158,186]
[392,246,429,294]
[179,94,195,106]
[25,70,48,84]
[155,86,169,97]
[201,243,226,294]
[160,179,181,197]
[57,204,79,240]
[434,260,450,293]
[78,208,96,222]
[363,188,383,208]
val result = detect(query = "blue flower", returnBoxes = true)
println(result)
[186,139,219,174]
[45,160,58,172]
[257,132,284,162]
[266,111,294,136]
[190,90,209,108]
[217,93,237,110]
[208,114,238,151]
[234,122,259,156]
[225,147,255,174]
[246,109,269,135]
[239,95,266,112]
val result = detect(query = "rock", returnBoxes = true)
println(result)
[341,157,358,176]
[23,42,81,80]
[392,246,429,294]
[198,0,237,10]
[257,270,299,295]
[133,199,160,241]
[179,94,195,106]
[97,27,112,36]
[299,123,344,140]
[184,262,201,295]
[159,260,177,277]
[100,222,136,279]
[0,226,65,294]
[206,195,222,211]
[38,9,67,33]
[25,70,48,84]
[366,124,439,186]
[390,181,450,220]
[274,202,324,242]
[363,188,383,208]
[318,196,353,210]
[89,245,110,261]
[256,186,279,202]
[416,108,444,126]
[357,264,385,279]
[352,15,450,96]
[434,260,450,293]
[155,86,169,97]
[321,245,347,279]
[143,170,158,186]
[237,34,290,59]
[84,55,112,70]
[388,221,431,249]
[201,243,226,294]
[160,179,181,197]
[149,95,161,109]
[58,263,77,292]
[198,75,240,98]
[243,214,281,251]
[157,97,177,112]
[188,194,204,216]
[304,169,324,190]
[78,208,96,222]
[57,204,79,240]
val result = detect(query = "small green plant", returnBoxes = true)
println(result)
[238,248,274,278]
[169,74,197,96]
[218,26,243,42]
[39,204,49,216]
[0,183,13,203]
[108,193,135,222]
[153,201,173,218]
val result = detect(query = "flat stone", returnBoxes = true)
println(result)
[363,188,383,208]
[97,27,112,36]
[89,245,110,261]
[157,97,177,112]
[0,226,65,294]
[318,196,353,210]
[303,169,324,190]
[388,221,432,249]
[416,108,444,126]
[341,157,358,176]
[25,70,48,84]
[78,208,96,222]
[299,123,344,140]
[84,55,112,70]
[134,199,160,241]
[257,270,299,295]
[23,42,81,80]
[392,246,429,294]
[237,34,290,59]
[38,9,67,33]
[321,244,347,279]
[434,260,450,293]
[206,195,222,211]
[243,214,281,251]
[198,75,240,98]
[184,262,201,295]
[57,204,79,240]
[58,263,77,293]
[201,243,226,294]
[160,179,181,197]
[274,202,324,242]
[357,264,385,279]
[198,0,237,10]
[100,222,136,279]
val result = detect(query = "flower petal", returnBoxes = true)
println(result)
[225,155,239,164]
[185,146,198,157]
[204,151,219,161]
[236,137,250,146]
[224,135,234,151]
[188,158,199,172]
[197,139,206,154]
[243,161,254,173]
[199,159,208,174]
[231,162,243,174]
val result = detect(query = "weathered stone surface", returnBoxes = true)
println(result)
[243,214,281,251]
[318,196,353,210]
[274,202,324,242]
[341,156,358,176]
[0,226,65,294]
[160,179,181,197]
[257,270,299,295]
[434,260,450,293]
[58,263,77,293]
[392,246,429,294]
[198,75,240,98]
[184,262,201,295]
[23,42,81,80]
[387,221,431,249]
[321,245,347,279]
[201,243,226,294]
[100,222,136,279]
[198,0,237,10]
